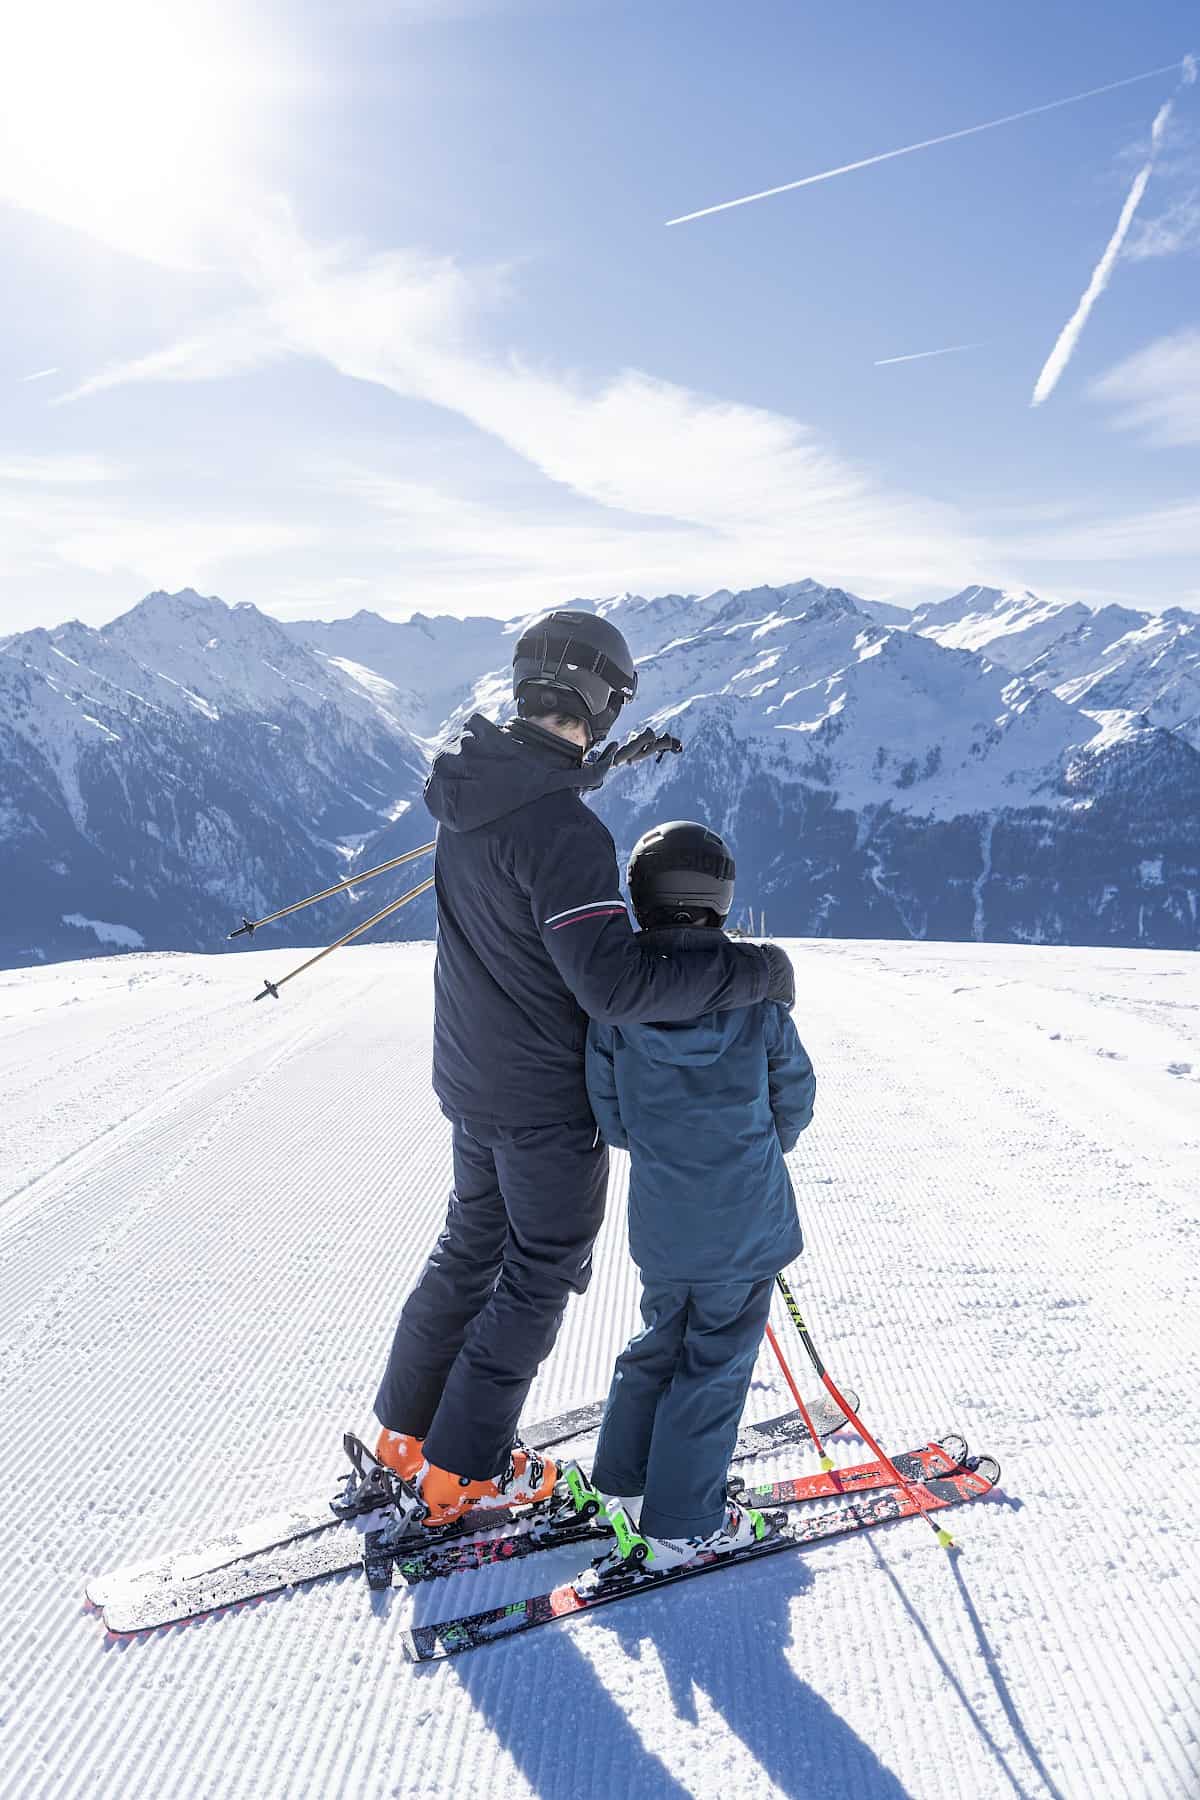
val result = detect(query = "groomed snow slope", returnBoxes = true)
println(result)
[1,941,1197,1800]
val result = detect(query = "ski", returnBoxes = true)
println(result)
[403,1456,1002,1661]
[86,1395,602,1612]
[389,1438,965,1587]
[94,1388,860,1630]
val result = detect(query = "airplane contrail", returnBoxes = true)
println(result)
[1031,84,1187,407]
[19,368,59,382]
[665,61,1185,226]
[874,343,981,367]
[1030,166,1155,407]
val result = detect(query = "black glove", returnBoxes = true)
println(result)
[759,942,795,1009]
[588,727,684,778]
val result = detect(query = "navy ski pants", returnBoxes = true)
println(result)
[590,1276,775,1538]
[375,1115,608,1478]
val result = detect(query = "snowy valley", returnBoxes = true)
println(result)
[1,581,1198,965]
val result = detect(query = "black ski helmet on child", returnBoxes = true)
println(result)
[627,821,736,926]
[512,609,637,745]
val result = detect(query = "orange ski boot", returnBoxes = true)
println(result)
[417,1444,558,1528]
[375,1429,425,1482]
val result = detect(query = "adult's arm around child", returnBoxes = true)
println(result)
[521,806,790,1023]
[585,1022,629,1149]
[766,1002,816,1152]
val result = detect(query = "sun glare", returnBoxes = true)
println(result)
[0,0,282,267]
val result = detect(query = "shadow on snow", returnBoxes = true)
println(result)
[861,1514,1066,1800]
[408,1551,915,1799]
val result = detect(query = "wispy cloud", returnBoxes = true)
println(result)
[43,511,323,580]
[313,464,719,602]
[874,344,981,367]
[0,453,120,483]
[1125,188,1200,259]
[1030,85,1187,407]
[19,367,59,383]
[43,164,1199,615]
[0,478,323,589]
[1090,327,1200,445]
[55,218,983,596]
[55,211,488,405]
[1018,496,1200,560]
[665,62,1185,226]
[57,312,292,404]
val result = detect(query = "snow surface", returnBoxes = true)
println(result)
[1,942,1198,1799]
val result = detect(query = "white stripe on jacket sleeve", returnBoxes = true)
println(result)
[544,899,627,924]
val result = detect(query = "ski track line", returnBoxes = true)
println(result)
[0,958,242,1191]
[1,942,1197,1800]
[0,994,343,1335]
[4,1018,448,1559]
[785,941,1199,1795]
[0,999,247,1206]
[0,970,310,1219]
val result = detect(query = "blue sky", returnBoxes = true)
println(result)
[2,0,1197,630]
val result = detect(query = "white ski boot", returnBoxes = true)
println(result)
[590,1497,769,1582]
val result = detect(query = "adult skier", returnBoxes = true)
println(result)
[373,610,796,1526]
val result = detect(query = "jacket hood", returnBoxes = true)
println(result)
[424,713,605,832]
[616,927,746,1066]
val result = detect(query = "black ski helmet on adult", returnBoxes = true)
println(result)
[627,821,736,927]
[512,609,638,746]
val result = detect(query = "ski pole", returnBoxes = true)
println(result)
[774,1272,957,1549]
[763,1320,835,1473]
[229,840,436,939]
[252,873,435,1002]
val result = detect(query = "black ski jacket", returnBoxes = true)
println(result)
[424,713,773,1126]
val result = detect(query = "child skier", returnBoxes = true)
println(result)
[584,820,816,1572]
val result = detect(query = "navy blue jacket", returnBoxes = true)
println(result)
[586,929,815,1283]
[424,715,773,1127]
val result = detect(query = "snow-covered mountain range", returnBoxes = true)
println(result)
[0,590,428,966]
[2,580,1197,966]
[581,582,1199,945]
[893,584,1200,743]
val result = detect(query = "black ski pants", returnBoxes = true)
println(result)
[375,1115,608,1478]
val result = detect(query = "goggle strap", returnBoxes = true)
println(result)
[526,633,636,698]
